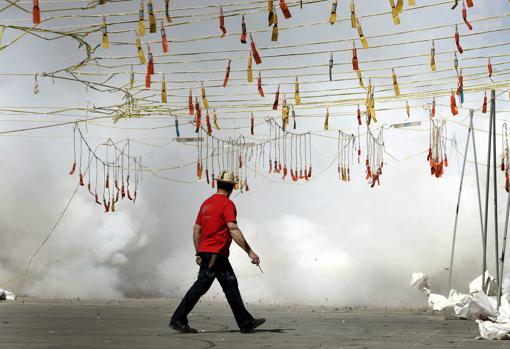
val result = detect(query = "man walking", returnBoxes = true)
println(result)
[170,171,265,334]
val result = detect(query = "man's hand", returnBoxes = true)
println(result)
[248,250,260,265]
[195,255,202,266]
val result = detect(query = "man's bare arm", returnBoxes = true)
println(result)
[193,224,202,253]
[227,222,260,265]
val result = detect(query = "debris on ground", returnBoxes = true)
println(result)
[411,272,510,339]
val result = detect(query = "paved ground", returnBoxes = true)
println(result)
[0,298,508,348]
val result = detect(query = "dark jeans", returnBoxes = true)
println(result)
[171,253,254,329]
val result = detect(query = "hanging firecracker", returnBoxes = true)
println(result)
[450,90,459,116]
[161,75,167,103]
[136,36,146,64]
[324,107,329,130]
[148,0,156,33]
[201,82,209,109]
[268,0,275,25]
[33,0,41,24]
[427,117,448,178]
[430,41,436,71]
[102,17,109,48]
[188,89,194,115]
[219,7,227,37]
[352,41,359,71]
[273,84,280,110]
[392,68,400,96]
[68,124,142,213]
[195,97,202,133]
[138,1,146,36]
[161,21,169,53]
[223,59,231,87]
[350,0,357,28]
[250,112,255,135]
[338,131,355,183]
[257,71,265,96]
[329,53,334,81]
[455,25,463,54]
[250,34,262,64]
[271,6,278,41]
[213,109,220,130]
[329,0,337,25]
[357,19,369,49]
[365,127,384,187]
[247,52,253,82]
[241,15,247,43]
[295,77,301,105]
[280,0,292,19]
[462,1,473,30]
[165,0,172,22]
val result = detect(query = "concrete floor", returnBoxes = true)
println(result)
[0,298,508,348]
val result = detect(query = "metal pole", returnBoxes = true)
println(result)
[471,110,485,241]
[483,95,494,293]
[448,112,472,292]
[491,90,500,306]
[499,170,510,307]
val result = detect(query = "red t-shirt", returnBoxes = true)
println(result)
[195,194,237,256]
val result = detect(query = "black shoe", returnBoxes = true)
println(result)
[240,318,266,333]
[169,320,198,333]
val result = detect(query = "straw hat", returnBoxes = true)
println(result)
[216,171,237,184]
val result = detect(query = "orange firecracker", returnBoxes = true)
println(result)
[161,22,169,53]
[279,0,292,18]
[257,72,265,97]
[250,34,262,64]
[145,74,151,89]
[273,84,280,110]
[188,90,194,115]
[462,2,473,30]
[450,90,458,115]
[33,0,41,24]
[223,59,231,87]
[206,111,212,135]
[455,26,463,54]
[69,161,76,175]
[219,7,227,37]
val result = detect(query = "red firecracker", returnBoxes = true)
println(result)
[33,0,41,24]
[257,72,265,97]
[273,84,280,110]
[455,26,463,54]
[250,34,262,64]
[279,0,292,19]
[240,15,247,43]
[219,7,227,37]
[188,90,194,115]
[352,42,359,71]
[223,59,231,87]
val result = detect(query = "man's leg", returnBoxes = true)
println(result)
[171,253,215,325]
[215,256,254,329]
